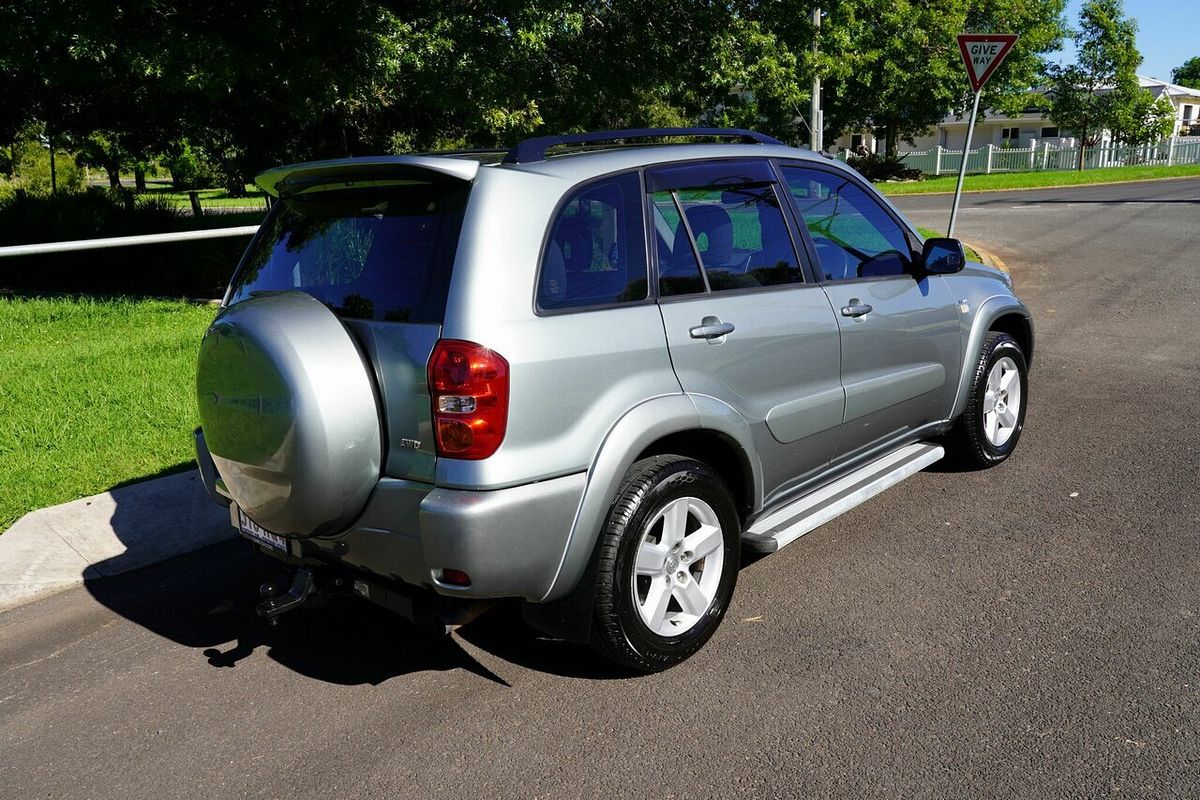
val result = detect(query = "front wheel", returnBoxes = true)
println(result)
[944,331,1029,468]
[589,455,740,672]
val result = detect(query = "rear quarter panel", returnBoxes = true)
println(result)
[438,167,683,490]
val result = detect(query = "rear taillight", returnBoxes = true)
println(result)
[428,339,509,460]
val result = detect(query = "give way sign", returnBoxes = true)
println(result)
[957,34,1019,92]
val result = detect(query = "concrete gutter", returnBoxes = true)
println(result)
[962,239,1009,273]
[0,471,235,613]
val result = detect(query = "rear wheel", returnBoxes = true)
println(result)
[944,331,1029,468]
[589,455,740,672]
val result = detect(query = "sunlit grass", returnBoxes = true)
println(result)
[879,163,1200,195]
[0,296,216,531]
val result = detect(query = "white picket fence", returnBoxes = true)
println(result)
[840,136,1200,176]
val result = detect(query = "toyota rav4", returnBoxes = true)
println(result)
[194,128,1032,672]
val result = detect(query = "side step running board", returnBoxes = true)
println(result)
[741,442,944,554]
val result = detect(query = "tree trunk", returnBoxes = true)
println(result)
[134,166,146,192]
[107,162,121,189]
[1077,127,1087,171]
[885,123,900,158]
[49,133,58,196]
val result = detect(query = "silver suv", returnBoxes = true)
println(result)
[194,128,1032,672]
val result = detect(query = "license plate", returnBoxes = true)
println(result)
[238,508,288,553]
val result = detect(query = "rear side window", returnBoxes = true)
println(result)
[537,173,648,311]
[228,181,468,322]
[647,160,803,296]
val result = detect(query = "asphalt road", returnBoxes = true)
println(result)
[3,178,1198,799]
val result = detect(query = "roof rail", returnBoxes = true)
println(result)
[502,127,786,164]
[419,147,510,157]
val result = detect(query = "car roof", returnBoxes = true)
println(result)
[255,142,844,197]
[489,142,832,182]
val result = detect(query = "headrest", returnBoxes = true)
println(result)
[673,204,734,267]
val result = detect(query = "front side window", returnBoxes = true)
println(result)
[647,160,802,296]
[537,173,648,311]
[782,166,914,282]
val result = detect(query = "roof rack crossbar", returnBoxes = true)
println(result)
[502,127,785,164]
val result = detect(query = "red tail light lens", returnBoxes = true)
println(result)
[428,339,509,460]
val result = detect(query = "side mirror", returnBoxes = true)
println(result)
[921,237,966,274]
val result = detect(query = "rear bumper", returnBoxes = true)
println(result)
[197,427,585,602]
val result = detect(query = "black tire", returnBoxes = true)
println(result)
[589,455,740,673]
[944,331,1029,469]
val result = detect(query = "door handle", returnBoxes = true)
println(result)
[841,299,873,318]
[689,321,736,340]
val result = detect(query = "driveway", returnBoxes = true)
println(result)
[2,178,1197,799]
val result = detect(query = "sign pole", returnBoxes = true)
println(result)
[949,32,1018,239]
[948,88,981,238]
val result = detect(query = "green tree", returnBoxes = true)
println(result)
[1114,92,1174,146]
[11,138,86,196]
[0,1,186,193]
[1173,57,1200,89]
[1045,0,1147,168]
[784,0,1068,156]
[8,0,1072,188]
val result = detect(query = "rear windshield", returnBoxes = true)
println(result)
[227,181,469,322]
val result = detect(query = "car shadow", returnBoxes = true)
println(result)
[84,471,629,683]
[85,538,520,686]
[453,602,636,681]
[83,470,741,684]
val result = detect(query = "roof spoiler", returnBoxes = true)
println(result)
[255,155,480,198]
[503,127,786,165]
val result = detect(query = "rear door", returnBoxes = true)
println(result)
[648,159,845,498]
[225,173,471,483]
[778,163,961,462]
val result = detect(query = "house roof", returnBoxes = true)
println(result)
[934,76,1200,126]
[1138,76,1200,100]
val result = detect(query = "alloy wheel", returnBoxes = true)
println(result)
[982,355,1022,447]
[630,496,725,637]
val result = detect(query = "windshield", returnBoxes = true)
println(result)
[227,181,469,322]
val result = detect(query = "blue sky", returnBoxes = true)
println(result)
[1050,0,1200,82]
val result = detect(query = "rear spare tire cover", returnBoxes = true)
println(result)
[196,291,382,537]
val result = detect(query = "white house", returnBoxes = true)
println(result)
[834,76,1200,154]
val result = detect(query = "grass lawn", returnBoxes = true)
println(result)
[145,185,269,209]
[916,227,981,263]
[0,296,216,531]
[878,162,1200,195]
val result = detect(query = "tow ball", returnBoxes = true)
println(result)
[256,568,316,625]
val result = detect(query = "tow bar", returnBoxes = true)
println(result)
[253,565,492,634]
[257,568,316,625]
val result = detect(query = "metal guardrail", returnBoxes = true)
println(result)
[0,225,260,258]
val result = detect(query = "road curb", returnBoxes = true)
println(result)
[961,240,1009,273]
[0,471,235,613]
